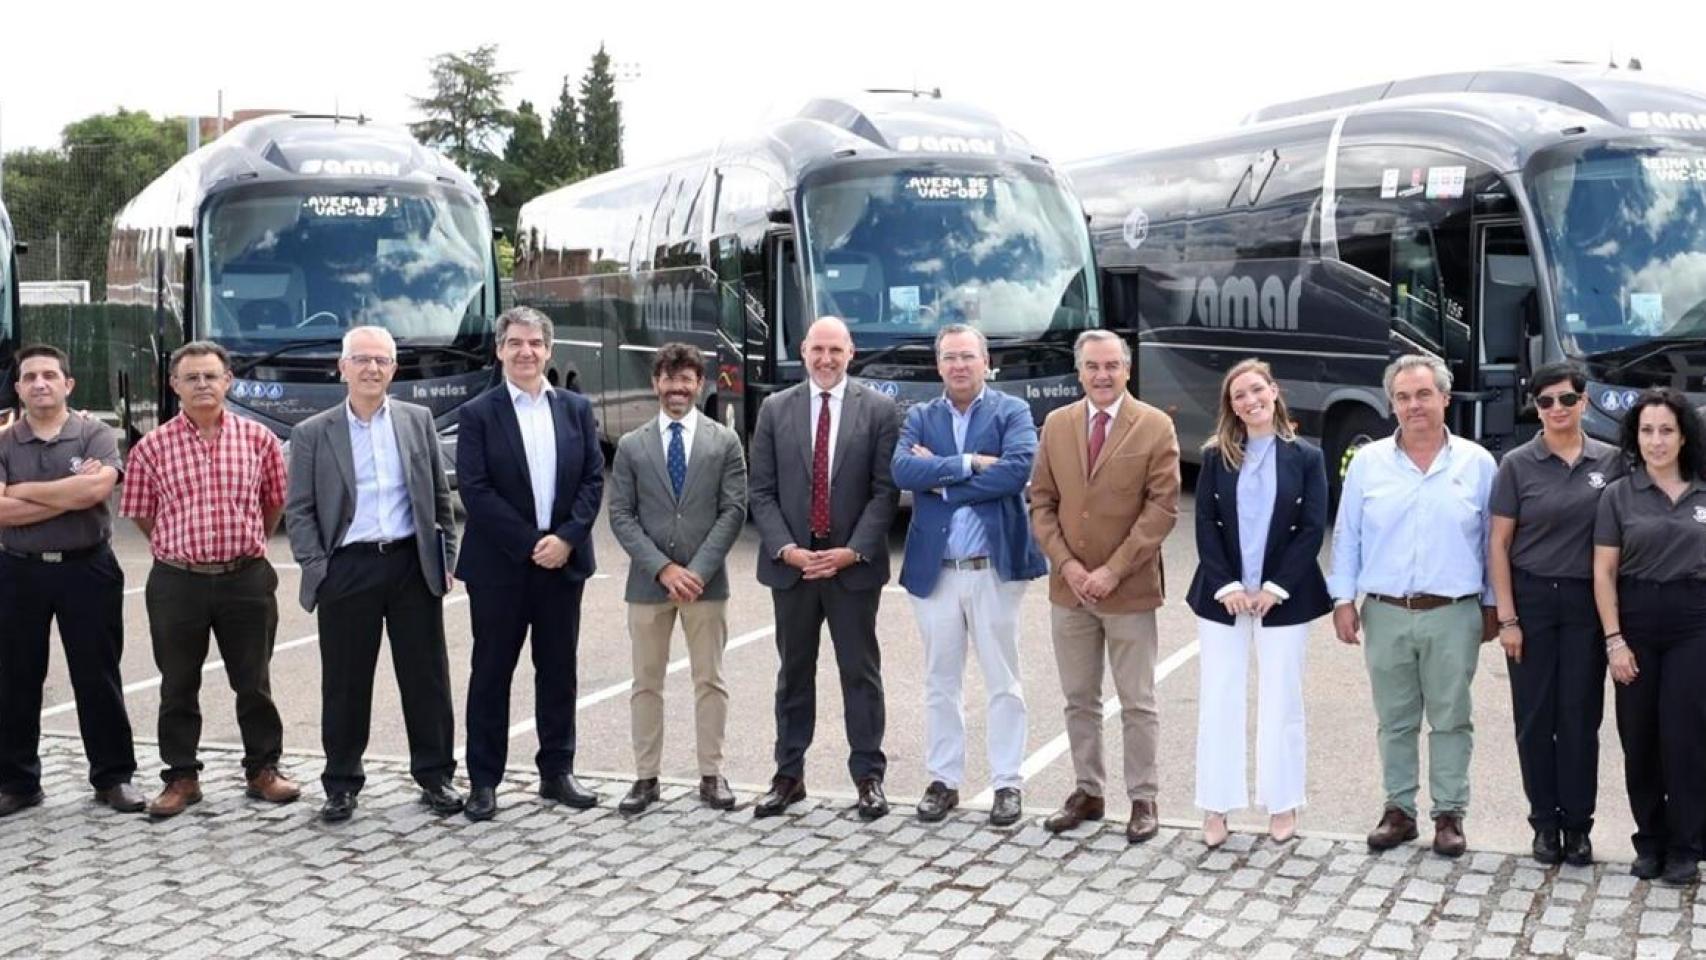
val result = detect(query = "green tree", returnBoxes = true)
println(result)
[492,99,547,238]
[1,108,186,298]
[409,44,515,193]
[579,45,623,175]
[538,76,584,189]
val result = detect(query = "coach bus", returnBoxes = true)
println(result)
[105,114,501,457]
[1071,63,1706,494]
[0,199,21,411]
[513,92,1099,446]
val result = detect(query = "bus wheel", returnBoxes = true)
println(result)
[1326,406,1387,510]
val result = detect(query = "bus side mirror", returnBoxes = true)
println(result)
[766,208,793,225]
[174,225,194,239]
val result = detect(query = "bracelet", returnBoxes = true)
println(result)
[1603,631,1623,642]
[1606,637,1629,654]
[1499,617,1519,628]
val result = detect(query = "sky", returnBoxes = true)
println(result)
[2,0,1703,168]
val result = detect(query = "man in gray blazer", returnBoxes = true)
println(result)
[284,326,461,823]
[749,315,899,820]
[607,343,748,815]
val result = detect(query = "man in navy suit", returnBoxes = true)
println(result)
[456,306,603,821]
[892,324,1047,828]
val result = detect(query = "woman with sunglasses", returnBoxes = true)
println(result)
[1593,389,1706,886]
[1488,363,1622,867]
[1185,359,1332,847]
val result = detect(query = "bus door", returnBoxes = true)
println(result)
[712,234,751,436]
[765,229,805,391]
[1472,219,1537,447]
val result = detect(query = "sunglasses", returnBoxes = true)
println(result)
[1534,392,1582,410]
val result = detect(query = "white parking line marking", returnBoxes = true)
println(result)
[40,595,471,719]
[969,640,1200,806]
[469,623,778,755]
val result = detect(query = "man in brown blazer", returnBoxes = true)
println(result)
[1029,329,1180,843]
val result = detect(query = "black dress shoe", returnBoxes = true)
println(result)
[420,783,464,816]
[1531,827,1563,865]
[0,789,45,817]
[1562,830,1594,867]
[94,782,146,813]
[1661,858,1700,887]
[753,776,805,818]
[320,792,358,823]
[989,787,1022,828]
[915,781,958,823]
[856,777,889,821]
[465,786,498,822]
[699,775,736,811]
[1631,854,1664,880]
[539,774,598,809]
[618,778,661,815]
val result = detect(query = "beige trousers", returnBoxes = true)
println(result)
[628,600,729,778]
[1050,604,1160,801]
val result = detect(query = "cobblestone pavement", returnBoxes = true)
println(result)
[2,735,1699,959]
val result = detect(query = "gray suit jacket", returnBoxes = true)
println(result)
[607,411,748,603]
[749,379,899,592]
[284,398,458,612]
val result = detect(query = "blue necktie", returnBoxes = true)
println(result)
[667,421,687,499]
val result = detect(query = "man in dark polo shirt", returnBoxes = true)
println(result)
[0,344,142,816]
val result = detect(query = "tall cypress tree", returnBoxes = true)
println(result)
[492,99,546,236]
[538,77,584,189]
[579,45,623,175]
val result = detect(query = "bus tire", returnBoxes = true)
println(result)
[1325,405,1388,512]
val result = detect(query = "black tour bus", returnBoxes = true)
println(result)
[106,114,501,463]
[512,92,1100,446]
[1070,64,1706,492]
[0,198,21,410]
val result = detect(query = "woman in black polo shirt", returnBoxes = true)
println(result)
[1489,363,1622,867]
[1592,388,1706,886]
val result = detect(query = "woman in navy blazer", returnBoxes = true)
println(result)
[1185,359,1332,847]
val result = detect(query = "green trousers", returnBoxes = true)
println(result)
[1361,597,1483,819]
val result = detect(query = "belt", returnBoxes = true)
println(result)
[337,536,416,556]
[157,556,260,576]
[1,542,107,564]
[942,556,991,571]
[1368,592,1476,611]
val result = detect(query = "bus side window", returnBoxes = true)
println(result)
[1392,223,1444,348]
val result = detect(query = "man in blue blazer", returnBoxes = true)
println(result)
[455,307,604,821]
[892,324,1047,828]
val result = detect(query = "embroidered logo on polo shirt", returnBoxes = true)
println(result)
[1588,472,1607,489]
[1694,506,1706,524]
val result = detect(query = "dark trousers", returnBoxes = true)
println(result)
[0,547,135,793]
[1616,578,1706,862]
[771,578,886,782]
[145,559,283,782]
[318,545,455,794]
[1508,570,1606,832]
[465,569,585,787]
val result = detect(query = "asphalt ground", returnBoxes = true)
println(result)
[33,470,1641,862]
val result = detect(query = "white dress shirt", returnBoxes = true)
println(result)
[507,379,558,531]
[809,377,848,480]
[342,399,415,545]
[658,407,699,469]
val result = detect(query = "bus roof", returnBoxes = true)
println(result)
[1078,64,1706,176]
[113,114,482,233]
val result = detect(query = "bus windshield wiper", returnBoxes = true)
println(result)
[1591,338,1703,380]
[229,338,345,378]
[850,340,936,372]
[395,340,489,364]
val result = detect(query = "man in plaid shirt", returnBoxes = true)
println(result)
[120,341,301,817]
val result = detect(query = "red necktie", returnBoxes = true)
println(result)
[810,391,832,536]
[1088,410,1110,472]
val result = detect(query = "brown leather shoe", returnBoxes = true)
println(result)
[146,779,202,818]
[1432,814,1468,858]
[1366,805,1419,850]
[245,768,301,804]
[94,782,146,813]
[1043,789,1105,834]
[1127,799,1160,844]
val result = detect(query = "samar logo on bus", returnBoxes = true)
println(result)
[299,159,404,177]
[1628,111,1706,131]
[897,135,998,156]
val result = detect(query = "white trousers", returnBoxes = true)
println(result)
[1195,615,1309,815]
[911,568,1028,789]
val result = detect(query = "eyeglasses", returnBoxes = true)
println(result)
[174,373,226,385]
[1535,392,1582,410]
[345,355,396,368]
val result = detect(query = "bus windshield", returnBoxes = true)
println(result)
[199,183,495,348]
[800,161,1097,341]
[1529,141,1706,354]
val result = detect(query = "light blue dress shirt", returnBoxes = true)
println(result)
[507,380,558,531]
[1236,434,1277,592]
[1328,430,1497,605]
[342,400,414,545]
[943,390,991,561]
